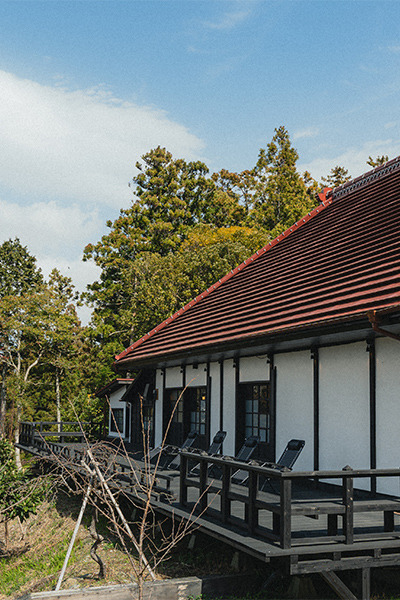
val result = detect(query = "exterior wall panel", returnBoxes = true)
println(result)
[209,362,221,443]
[108,386,128,439]
[154,369,164,447]
[186,364,207,387]
[165,366,183,389]
[319,343,369,476]
[222,359,236,456]
[274,351,313,471]
[239,356,270,382]
[376,337,400,496]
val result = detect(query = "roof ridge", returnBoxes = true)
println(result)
[330,155,400,200]
[114,198,332,362]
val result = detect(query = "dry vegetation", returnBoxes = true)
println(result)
[0,489,249,599]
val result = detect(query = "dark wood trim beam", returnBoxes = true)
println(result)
[367,339,377,495]
[311,348,319,472]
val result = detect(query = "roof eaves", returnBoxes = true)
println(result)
[95,378,135,397]
[114,198,333,363]
[115,303,400,369]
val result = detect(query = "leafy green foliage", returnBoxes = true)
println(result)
[248,126,318,234]
[0,440,48,547]
[367,155,389,168]
[84,129,318,358]
[0,238,43,299]
[321,165,351,188]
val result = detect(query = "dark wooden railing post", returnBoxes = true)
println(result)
[179,453,188,506]
[247,468,258,534]
[199,458,208,513]
[280,472,292,549]
[342,465,354,545]
[221,463,231,524]
[30,422,36,446]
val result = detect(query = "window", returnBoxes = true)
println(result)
[110,408,124,433]
[167,389,184,423]
[190,387,206,436]
[244,383,270,442]
[142,406,153,436]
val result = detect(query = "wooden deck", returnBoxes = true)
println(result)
[16,422,400,599]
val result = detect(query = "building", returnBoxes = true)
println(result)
[113,156,400,496]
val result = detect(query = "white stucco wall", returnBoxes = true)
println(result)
[222,359,236,455]
[319,342,370,478]
[186,364,207,387]
[154,369,164,447]
[239,356,270,382]
[165,366,183,389]
[274,351,313,471]
[209,362,221,444]
[108,386,128,438]
[376,337,400,496]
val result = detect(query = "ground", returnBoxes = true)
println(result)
[2,489,400,600]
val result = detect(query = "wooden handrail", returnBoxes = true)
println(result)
[179,450,400,550]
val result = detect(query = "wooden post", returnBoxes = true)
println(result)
[199,457,208,513]
[361,567,371,600]
[342,466,354,545]
[180,453,188,506]
[247,468,258,534]
[280,475,292,549]
[221,463,230,524]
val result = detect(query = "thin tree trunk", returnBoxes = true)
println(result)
[14,405,22,471]
[56,367,61,432]
[0,365,7,439]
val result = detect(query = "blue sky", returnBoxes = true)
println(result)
[1,0,400,320]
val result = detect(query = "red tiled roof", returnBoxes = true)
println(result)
[115,157,400,368]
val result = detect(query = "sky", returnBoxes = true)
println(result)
[1,0,400,322]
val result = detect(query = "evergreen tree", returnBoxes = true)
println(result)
[366,155,389,168]
[249,126,317,234]
[321,165,351,188]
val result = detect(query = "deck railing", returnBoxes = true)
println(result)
[179,451,400,549]
[19,421,94,446]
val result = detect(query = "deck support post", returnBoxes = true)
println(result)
[361,567,371,600]
[342,466,354,545]
[280,476,292,549]
[247,469,258,534]
[179,454,188,506]
[320,571,358,600]
[221,463,231,524]
[384,510,395,532]
[199,458,208,513]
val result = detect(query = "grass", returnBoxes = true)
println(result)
[2,488,400,600]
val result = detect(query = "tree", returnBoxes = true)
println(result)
[321,165,351,188]
[0,238,43,299]
[0,439,48,549]
[248,126,318,234]
[0,239,44,439]
[367,155,389,168]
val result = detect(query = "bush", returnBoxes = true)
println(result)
[0,439,48,548]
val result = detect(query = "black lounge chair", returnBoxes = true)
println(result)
[212,435,260,481]
[189,431,227,476]
[233,438,305,487]
[147,431,199,470]
[258,438,305,491]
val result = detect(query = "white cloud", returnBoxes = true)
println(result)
[0,71,205,207]
[387,45,400,54]
[0,198,101,258]
[293,128,319,141]
[203,1,254,30]
[0,70,206,323]
[299,139,400,182]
